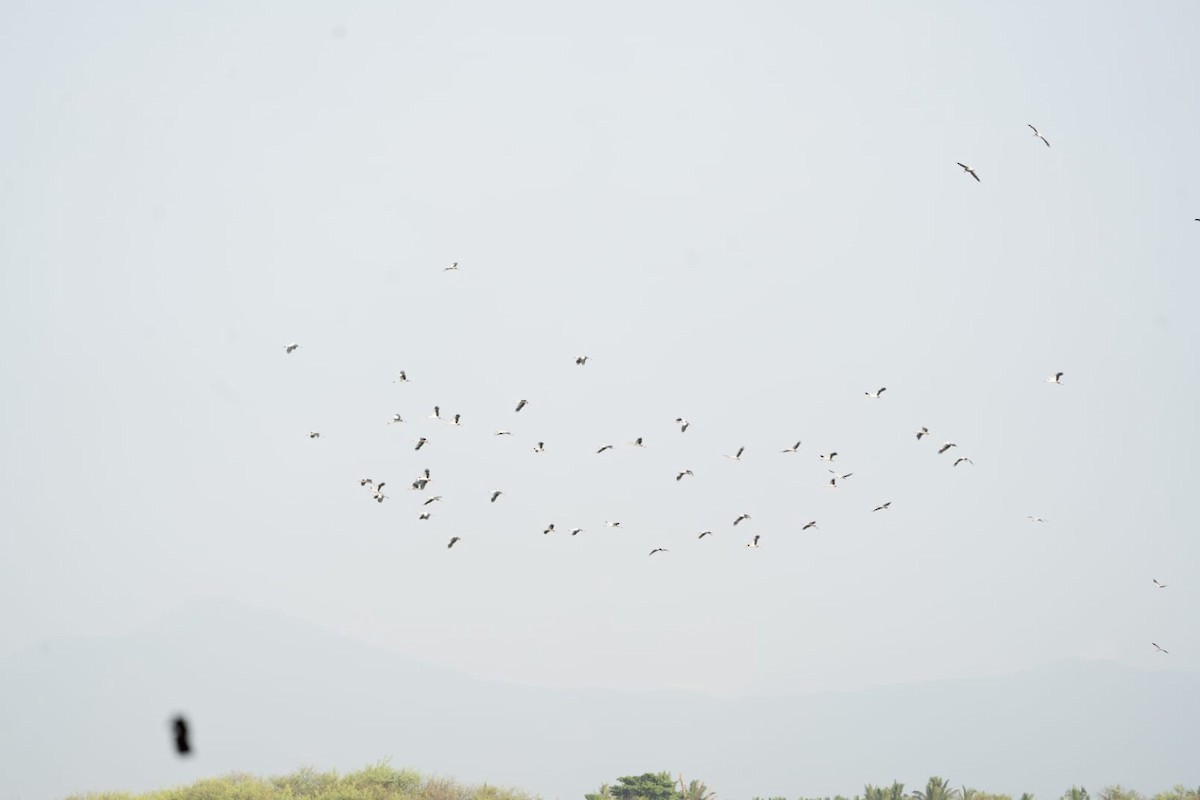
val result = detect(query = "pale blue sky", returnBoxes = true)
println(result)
[2,0,1198,707]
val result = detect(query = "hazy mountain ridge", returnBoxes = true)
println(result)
[1,600,1195,800]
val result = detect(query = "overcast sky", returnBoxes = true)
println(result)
[2,0,1198,702]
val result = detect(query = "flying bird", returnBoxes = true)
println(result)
[597,444,614,453]
[698,530,714,539]
[957,162,981,182]
[938,442,957,454]
[375,482,386,493]
[388,413,404,424]
[490,490,502,503]
[824,477,840,489]
[423,495,442,506]
[873,501,892,512]
[725,446,745,461]
[373,492,387,504]
[781,441,802,453]
[1027,516,1047,523]
[676,469,694,481]
[533,441,545,453]
[428,406,441,420]
[916,427,929,441]
[1152,642,1169,654]
[170,715,191,756]
[675,417,690,433]
[494,430,513,436]
[444,262,459,271]
[649,548,668,556]
[1153,579,1167,589]
[448,413,462,426]
[447,536,461,549]
[415,437,428,451]
[575,356,589,365]
[412,478,429,491]
[819,452,838,462]
[393,371,409,383]
[419,512,431,520]
[605,521,621,528]
[746,535,761,548]
[801,521,818,531]
[515,399,528,413]
[543,523,556,534]
[865,387,887,398]
[828,470,854,480]
[570,528,584,536]
[953,457,975,467]
[1028,124,1051,147]
[284,343,299,354]
[308,431,320,439]
[733,513,752,526]
[1047,372,1064,385]
[359,478,373,487]
[631,437,645,447]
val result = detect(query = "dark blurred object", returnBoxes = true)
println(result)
[171,715,191,756]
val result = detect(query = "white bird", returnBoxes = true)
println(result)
[938,442,957,454]
[447,536,461,549]
[423,495,442,506]
[284,343,300,354]
[916,427,929,441]
[373,492,387,504]
[649,548,668,556]
[801,521,818,531]
[393,371,409,383]
[427,406,441,420]
[605,521,621,528]
[448,413,462,426]
[1028,124,1051,147]
[746,535,761,548]
[819,452,838,462]
[780,441,802,453]
[957,162,981,182]
[514,399,528,413]
[733,513,751,526]
[533,441,545,453]
[953,457,974,467]
[494,430,513,436]
[490,490,502,503]
[725,446,745,461]
[1027,516,1047,523]
[419,512,431,520]
[570,528,584,536]
[1152,642,1169,654]
[631,437,645,447]
[828,470,854,480]
[676,469,694,481]
[415,437,428,451]
[308,431,321,439]
[865,387,887,398]
[543,523,556,535]
[824,477,840,489]
[388,413,404,424]
[1153,579,1167,589]
[575,356,589,365]
[444,262,459,271]
[675,417,690,433]
[1047,371,1064,385]
[596,444,614,454]
[359,478,373,487]
[698,530,714,539]
[375,482,386,493]
[873,501,891,512]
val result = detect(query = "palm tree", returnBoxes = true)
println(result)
[888,782,906,800]
[1061,787,1089,800]
[914,777,959,800]
[677,774,716,800]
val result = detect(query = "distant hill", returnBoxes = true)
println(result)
[1,598,1196,800]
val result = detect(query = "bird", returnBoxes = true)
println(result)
[490,490,502,503]
[447,536,461,549]
[575,356,589,365]
[596,444,614,454]
[494,430,513,436]
[825,477,840,489]
[938,442,957,454]
[373,492,387,504]
[801,521,818,531]
[515,399,528,413]
[447,413,462,426]
[676,469,694,481]
[419,512,431,520]
[542,523,556,535]
[375,482,386,493]
[415,437,428,451]
[916,427,929,441]
[819,452,838,462]
[733,513,751,526]
[170,715,191,756]
[411,478,429,491]
[746,535,761,548]
[605,521,621,528]
[953,457,975,467]
[873,501,892,512]
[388,413,404,424]
[1153,579,1167,589]
[284,343,299,354]
[649,548,668,556]
[698,530,714,539]
[725,446,745,461]
[308,431,321,439]
[957,162,981,182]
[427,406,441,420]
[423,495,442,506]
[1027,516,1047,523]
[359,478,373,487]
[631,436,645,447]
[675,417,690,433]
[533,441,545,453]
[444,262,459,271]
[1047,372,1064,385]
[1152,642,1169,654]
[828,470,854,480]
[781,441,802,453]
[393,371,409,383]
[865,387,887,398]
[1028,124,1051,147]
[570,528,584,536]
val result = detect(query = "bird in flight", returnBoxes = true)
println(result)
[938,442,957,454]
[733,513,752,526]
[393,371,409,383]
[570,528,584,536]
[605,521,622,528]
[490,490,502,503]
[422,496,443,507]
[388,413,404,425]
[819,452,838,462]
[631,437,645,447]
[865,387,887,398]
[448,413,462,426]
[415,437,428,451]
[515,399,528,413]
[359,478,373,487]
[781,441,802,453]
[1047,372,1064,385]
[575,355,589,365]
[447,536,461,549]
[824,477,840,489]
[801,520,818,530]
[725,446,745,461]
[675,417,690,433]
[746,534,761,548]
[444,262,459,271]
[676,469,694,481]
[533,441,545,453]
[596,444,614,454]
[873,501,892,512]
[1027,516,1047,523]
[373,492,387,504]
[428,406,441,420]
[916,426,929,441]
[284,343,299,354]
[543,523,556,534]
[308,431,321,439]
[1028,124,1051,147]
[1152,642,1169,654]
[419,512,431,520]
[1153,579,1167,589]
[953,457,974,467]
[829,470,854,480]
[698,530,714,539]
[649,548,668,556]
[494,430,513,436]
[171,715,191,756]
[957,162,981,182]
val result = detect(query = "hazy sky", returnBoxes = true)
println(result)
[2,0,1198,704]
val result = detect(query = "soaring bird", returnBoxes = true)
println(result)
[605,521,622,528]
[171,715,191,756]
[873,501,892,512]
[533,441,545,453]
[388,413,404,424]
[781,441,802,453]
[649,548,668,556]
[375,482,386,493]
[725,446,745,461]
[596,444,614,454]
[543,523,556,534]
[570,528,584,536]
[448,413,462,426]
[957,162,981,182]
[698,530,714,539]
[494,430,513,436]
[575,356,589,365]
[419,512,431,520]
[359,478,373,487]
[415,437,428,451]
[1028,124,1051,147]
[824,477,840,489]
[423,495,442,506]
[428,406,441,420]
[733,513,752,526]
[284,343,299,354]
[829,470,854,480]
[308,431,321,439]
[865,387,887,398]
[953,457,974,467]
[1027,516,1047,523]
[675,417,690,433]
[916,426,929,441]
[631,437,646,447]
[1152,642,1169,654]
[1047,372,1064,385]
[444,262,459,271]
[490,490,502,503]
[393,371,409,383]
[676,469,694,481]
[515,399,528,413]
[373,492,387,504]
[1153,579,1167,589]
[447,536,461,549]
[819,452,838,462]
[746,535,761,548]
[801,520,818,531]
[938,442,957,454]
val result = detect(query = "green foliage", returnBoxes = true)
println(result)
[1062,787,1090,800]
[1099,787,1146,800]
[914,777,960,800]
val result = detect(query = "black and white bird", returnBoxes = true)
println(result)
[171,715,191,756]
[1152,642,1169,654]
[953,457,974,467]
[570,528,584,536]
[733,513,752,526]
[515,399,528,413]
[373,492,387,504]
[415,437,428,451]
[308,431,321,439]
[448,413,462,426]
[388,413,404,424]
[444,262,459,271]
[819,452,838,462]
[828,470,854,480]
[746,535,761,548]
[631,437,645,448]
[649,548,668,556]
[725,446,745,461]
[698,530,714,539]
[1153,579,1168,589]
[575,356,589,365]
[938,442,957,454]
[1047,372,1064,385]
[865,387,887,398]
[873,501,892,512]
[801,520,818,531]
[675,417,690,433]
[428,406,441,420]
[423,495,442,506]
[533,441,545,453]
[781,441,802,453]
[284,343,299,354]
[596,444,614,454]
[957,162,981,182]
[360,478,373,487]
[543,523,556,534]
[375,482,386,493]
[419,512,431,520]
[824,477,840,489]
[1027,515,1047,523]
[494,430,513,436]
[393,371,409,383]
[916,427,929,441]
[676,469,694,481]
[490,490,503,503]
[1028,124,1051,147]
[412,478,429,491]
[605,521,621,528]
[447,536,461,549]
